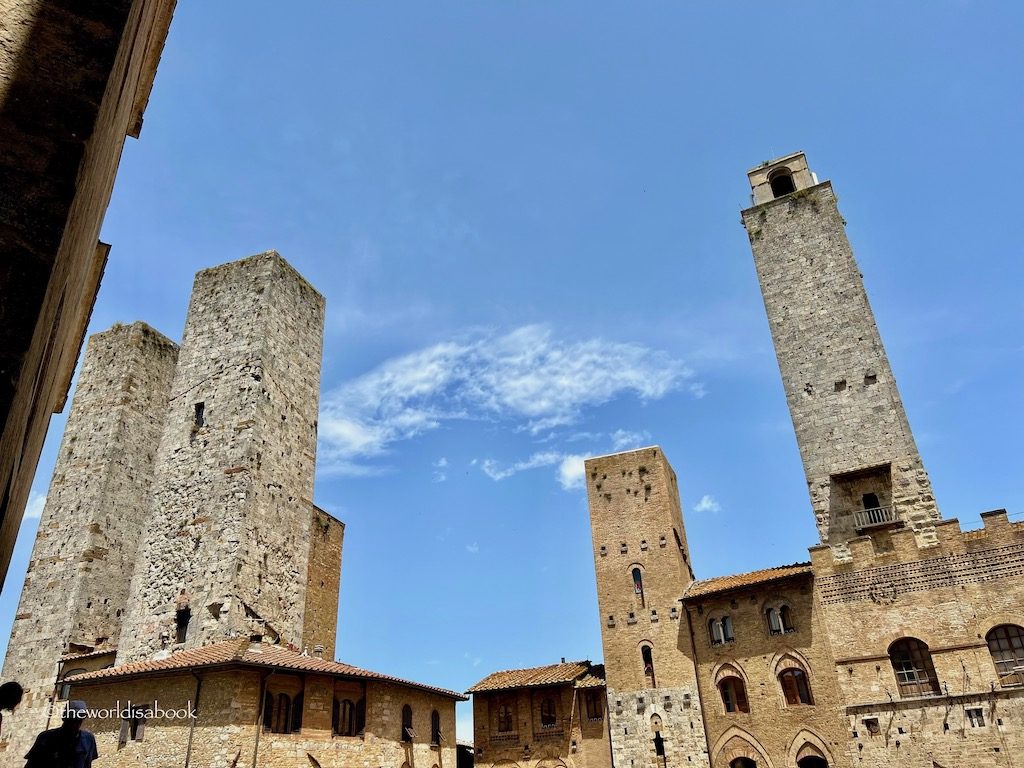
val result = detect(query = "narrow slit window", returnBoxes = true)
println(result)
[175,607,191,644]
[194,402,205,427]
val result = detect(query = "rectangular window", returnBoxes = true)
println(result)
[967,708,985,727]
[175,608,191,644]
[585,690,604,721]
[194,402,205,427]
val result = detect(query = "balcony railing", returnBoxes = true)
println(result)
[854,505,897,530]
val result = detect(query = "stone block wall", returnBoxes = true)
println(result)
[741,160,938,552]
[586,447,709,768]
[303,506,344,657]
[0,0,174,588]
[684,574,848,768]
[0,322,177,760]
[117,253,325,660]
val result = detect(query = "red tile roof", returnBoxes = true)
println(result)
[467,660,603,693]
[64,639,465,700]
[684,562,812,600]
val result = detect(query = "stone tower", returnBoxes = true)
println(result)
[117,252,327,661]
[741,152,939,552]
[585,447,710,768]
[0,322,178,755]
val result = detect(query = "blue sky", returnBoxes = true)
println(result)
[2,2,1023,741]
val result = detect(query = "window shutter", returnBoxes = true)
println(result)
[118,718,129,747]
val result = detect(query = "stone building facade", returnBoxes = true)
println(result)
[0,251,464,767]
[586,154,1024,768]
[468,660,611,768]
[0,0,176,588]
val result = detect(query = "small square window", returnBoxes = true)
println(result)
[967,708,985,728]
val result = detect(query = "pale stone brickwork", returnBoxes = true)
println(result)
[586,448,710,768]
[118,252,326,660]
[741,153,938,553]
[303,507,345,656]
[65,667,458,768]
[683,572,847,768]
[472,683,611,768]
[0,322,178,760]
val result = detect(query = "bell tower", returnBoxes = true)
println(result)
[741,152,940,553]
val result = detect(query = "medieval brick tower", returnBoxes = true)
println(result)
[117,253,326,660]
[740,152,939,553]
[0,322,178,757]
[585,447,710,768]
[0,252,342,760]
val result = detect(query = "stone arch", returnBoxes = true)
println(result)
[973,610,1024,639]
[787,729,834,766]
[769,648,811,676]
[711,725,774,768]
[712,660,749,686]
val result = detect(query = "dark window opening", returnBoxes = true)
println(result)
[653,732,665,756]
[584,690,603,721]
[730,759,757,768]
[194,402,205,427]
[540,697,557,727]
[889,637,941,697]
[175,608,191,644]
[632,567,645,606]
[797,758,828,768]
[862,492,880,511]
[497,703,514,733]
[263,692,293,734]
[718,677,749,713]
[401,704,413,742]
[779,668,813,705]
[986,625,1024,686]
[967,707,985,727]
[768,169,796,198]
[431,709,442,744]
[291,692,303,733]
[642,645,657,688]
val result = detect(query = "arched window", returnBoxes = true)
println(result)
[540,697,557,727]
[401,704,413,742]
[889,638,940,697]
[767,608,782,635]
[797,758,828,768]
[779,668,813,705]
[780,605,794,632]
[632,567,645,606]
[497,703,514,733]
[768,168,795,198]
[710,616,735,645]
[431,709,441,745]
[767,605,795,635]
[718,676,749,713]
[730,759,757,768]
[641,645,657,688]
[987,624,1024,687]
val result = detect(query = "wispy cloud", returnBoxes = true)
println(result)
[320,325,695,474]
[693,494,721,513]
[465,542,480,554]
[432,457,448,483]
[611,429,651,451]
[24,491,46,519]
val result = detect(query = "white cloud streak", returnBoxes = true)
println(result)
[24,491,46,519]
[693,494,721,513]
[320,325,694,474]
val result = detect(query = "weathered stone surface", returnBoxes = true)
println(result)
[0,321,178,759]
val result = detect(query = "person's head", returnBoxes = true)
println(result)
[62,700,88,731]
[0,682,22,712]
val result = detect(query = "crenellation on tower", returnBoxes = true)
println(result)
[741,153,939,554]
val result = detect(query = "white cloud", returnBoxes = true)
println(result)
[465,542,479,554]
[432,457,448,482]
[557,454,587,490]
[319,325,692,474]
[689,382,708,399]
[24,491,46,519]
[693,494,721,514]
[479,451,564,481]
[610,429,650,451]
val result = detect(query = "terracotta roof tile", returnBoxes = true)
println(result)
[467,660,595,693]
[65,639,465,700]
[574,664,606,689]
[684,562,812,600]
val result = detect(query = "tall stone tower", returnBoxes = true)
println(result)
[1,322,178,755]
[741,152,939,553]
[585,447,710,768]
[117,252,327,660]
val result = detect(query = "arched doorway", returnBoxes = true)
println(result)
[730,759,757,768]
[797,758,827,768]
